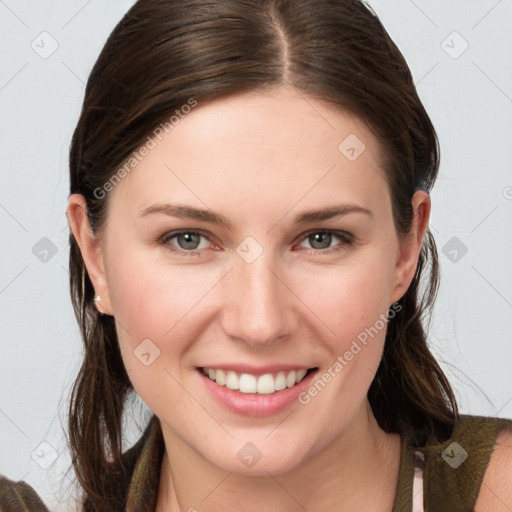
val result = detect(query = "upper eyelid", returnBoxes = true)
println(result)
[161,228,214,244]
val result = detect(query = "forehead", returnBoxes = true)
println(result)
[109,86,390,221]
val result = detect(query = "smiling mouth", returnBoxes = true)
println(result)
[199,367,318,395]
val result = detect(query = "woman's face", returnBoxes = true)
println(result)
[72,85,427,475]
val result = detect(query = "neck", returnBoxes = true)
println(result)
[156,401,401,512]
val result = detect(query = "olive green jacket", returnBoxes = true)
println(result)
[1,414,511,511]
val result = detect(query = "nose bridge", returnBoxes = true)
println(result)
[222,241,294,346]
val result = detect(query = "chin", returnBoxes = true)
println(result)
[205,439,308,476]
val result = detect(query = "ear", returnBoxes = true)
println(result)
[67,194,113,315]
[389,190,431,304]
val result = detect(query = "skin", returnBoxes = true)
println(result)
[68,85,431,511]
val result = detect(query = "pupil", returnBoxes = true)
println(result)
[311,232,330,249]
[179,233,199,249]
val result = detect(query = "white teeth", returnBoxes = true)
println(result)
[275,371,287,391]
[296,368,307,381]
[257,374,275,394]
[286,370,297,388]
[225,371,239,390]
[239,373,257,393]
[216,369,226,386]
[202,367,311,394]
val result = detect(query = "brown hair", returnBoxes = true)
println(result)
[67,0,458,508]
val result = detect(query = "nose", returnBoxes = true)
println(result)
[220,248,297,348]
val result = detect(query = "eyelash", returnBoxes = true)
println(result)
[157,229,354,256]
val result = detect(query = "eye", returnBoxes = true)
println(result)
[159,230,213,255]
[157,229,353,256]
[296,230,353,254]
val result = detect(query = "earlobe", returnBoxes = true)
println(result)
[67,194,113,315]
[390,190,431,304]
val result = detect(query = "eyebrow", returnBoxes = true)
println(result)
[138,202,373,229]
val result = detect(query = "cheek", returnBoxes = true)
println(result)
[104,249,226,402]
[295,255,395,349]
[106,249,219,342]
[107,263,207,414]
[288,257,397,430]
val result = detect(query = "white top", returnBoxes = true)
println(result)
[412,450,425,512]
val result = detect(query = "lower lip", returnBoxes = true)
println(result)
[198,368,318,417]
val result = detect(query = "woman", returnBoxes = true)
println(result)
[1,0,511,510]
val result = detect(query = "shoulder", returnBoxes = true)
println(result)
[474,421,512,511]
[0,474,50,511]
[416,414,512,511]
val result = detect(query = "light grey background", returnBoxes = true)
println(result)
[1,1,511,509]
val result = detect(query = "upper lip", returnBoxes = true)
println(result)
[198,364,317,377]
